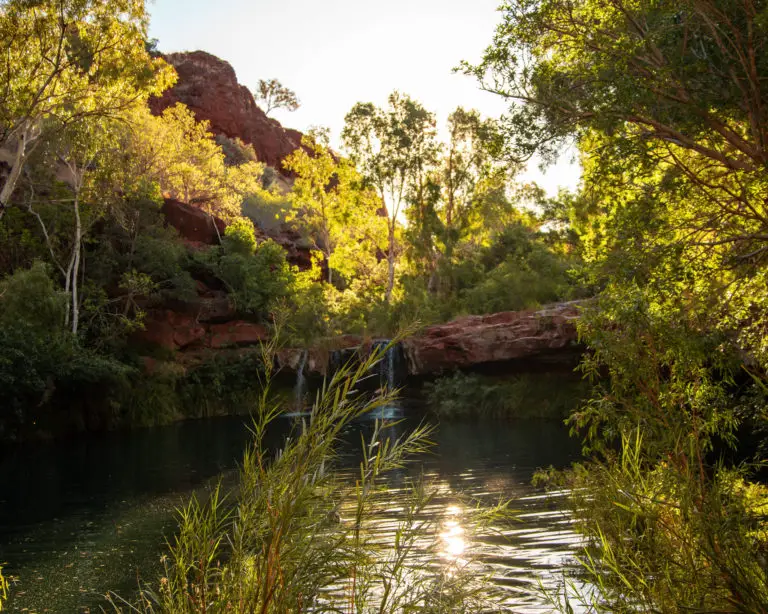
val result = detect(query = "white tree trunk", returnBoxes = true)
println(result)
[71,198,82,335]
[385,222,395,303]
[0,122,30,219]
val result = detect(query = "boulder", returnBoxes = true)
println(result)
[162,198,226,245]
[133,318,176,352]
[133,310,206,351]
[403,302,584,375]
[173,323,207,350]
[195,295,236,323]
[209,321,269,348]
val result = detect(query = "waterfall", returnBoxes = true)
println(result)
[294,350,308,410]
[386,344,396,391]
[374,340,400,391]
[367,340,403,420]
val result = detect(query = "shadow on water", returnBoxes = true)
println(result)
[0,407,582,612]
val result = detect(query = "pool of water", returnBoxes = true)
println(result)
[0,407,582,612]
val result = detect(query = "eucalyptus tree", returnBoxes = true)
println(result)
[409,108,516,295]
[0,0,174,219]
[119,104,263,224]
[464,0,768,271]
[254,78,300,116]
[284,135,385,285]
[342,92,438,302]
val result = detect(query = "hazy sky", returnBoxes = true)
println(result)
[148,0,580,194]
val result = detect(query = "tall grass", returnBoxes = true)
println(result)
[0,565,8,611]
[536,429,768,613]
[107,335,512,613]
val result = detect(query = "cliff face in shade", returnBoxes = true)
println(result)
[149,51,304,175]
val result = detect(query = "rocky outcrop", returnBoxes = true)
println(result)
[133,308,266,353]
[403,302,583,375]
[162,198,226,246]
[150,51,305,175]
[160,195,313,269]
[135,301,584,377]
[210,321,268,348]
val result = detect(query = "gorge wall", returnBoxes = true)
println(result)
[149,50,306,176]
[139,50,583,378]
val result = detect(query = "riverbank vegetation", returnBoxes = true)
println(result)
[106,342,514,612]
[0,0,579,439]
[425,371,590,420]
[467,0,768,610]
[4,0,768,610]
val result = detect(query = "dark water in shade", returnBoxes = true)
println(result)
[0,407,582,613]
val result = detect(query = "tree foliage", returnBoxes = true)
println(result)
[0,0,174,215]
[253,78,300,116]
[284,135,386,284]
[112,104,264,221]
[472,0,768,610]
[343,92,438,302]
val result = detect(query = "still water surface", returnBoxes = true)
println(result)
[0,408,582,612]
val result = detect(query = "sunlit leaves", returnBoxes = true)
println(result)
[0,0,175,183]
[284,135,386,285]
[106,104,264,221]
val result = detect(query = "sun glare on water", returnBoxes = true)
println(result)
[439,505,467,562]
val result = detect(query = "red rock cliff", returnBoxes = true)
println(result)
[149,51,304,175]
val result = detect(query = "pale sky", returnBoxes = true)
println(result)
[148,0,580,195]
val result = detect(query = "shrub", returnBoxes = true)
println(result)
[178,350,266,418]
[119,361,185,428]
[214,134,259,167]
[0,261,67,331]
[222,217,257,255]
[215,238,294,316]
[541,433,768,612]
[424,371,591,420]
[0,323,132,437]
[241,189,293,235]
[131,226,197,302]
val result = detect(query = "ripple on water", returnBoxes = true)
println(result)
[0,415,583,612]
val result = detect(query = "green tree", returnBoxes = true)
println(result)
[113,104,264,224]
[284,135,385,284]
[409,108,516,296]
[254,78,300,116]
[464,0,768,268]
[342,92,438,302]
[0,0,174,218]
[470,1,768,610]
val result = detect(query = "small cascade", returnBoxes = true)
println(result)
[371,340,389,390]
[373,340,402,391]
[294,349,308,410]
[386,343,397,390]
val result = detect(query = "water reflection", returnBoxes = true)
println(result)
[0,413,582,612]
[440,505,467,561]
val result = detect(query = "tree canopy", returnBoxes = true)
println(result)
[342,92,438,302]
[469,0,768,610]
[254,78,300,116]
[0,0,174,216]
